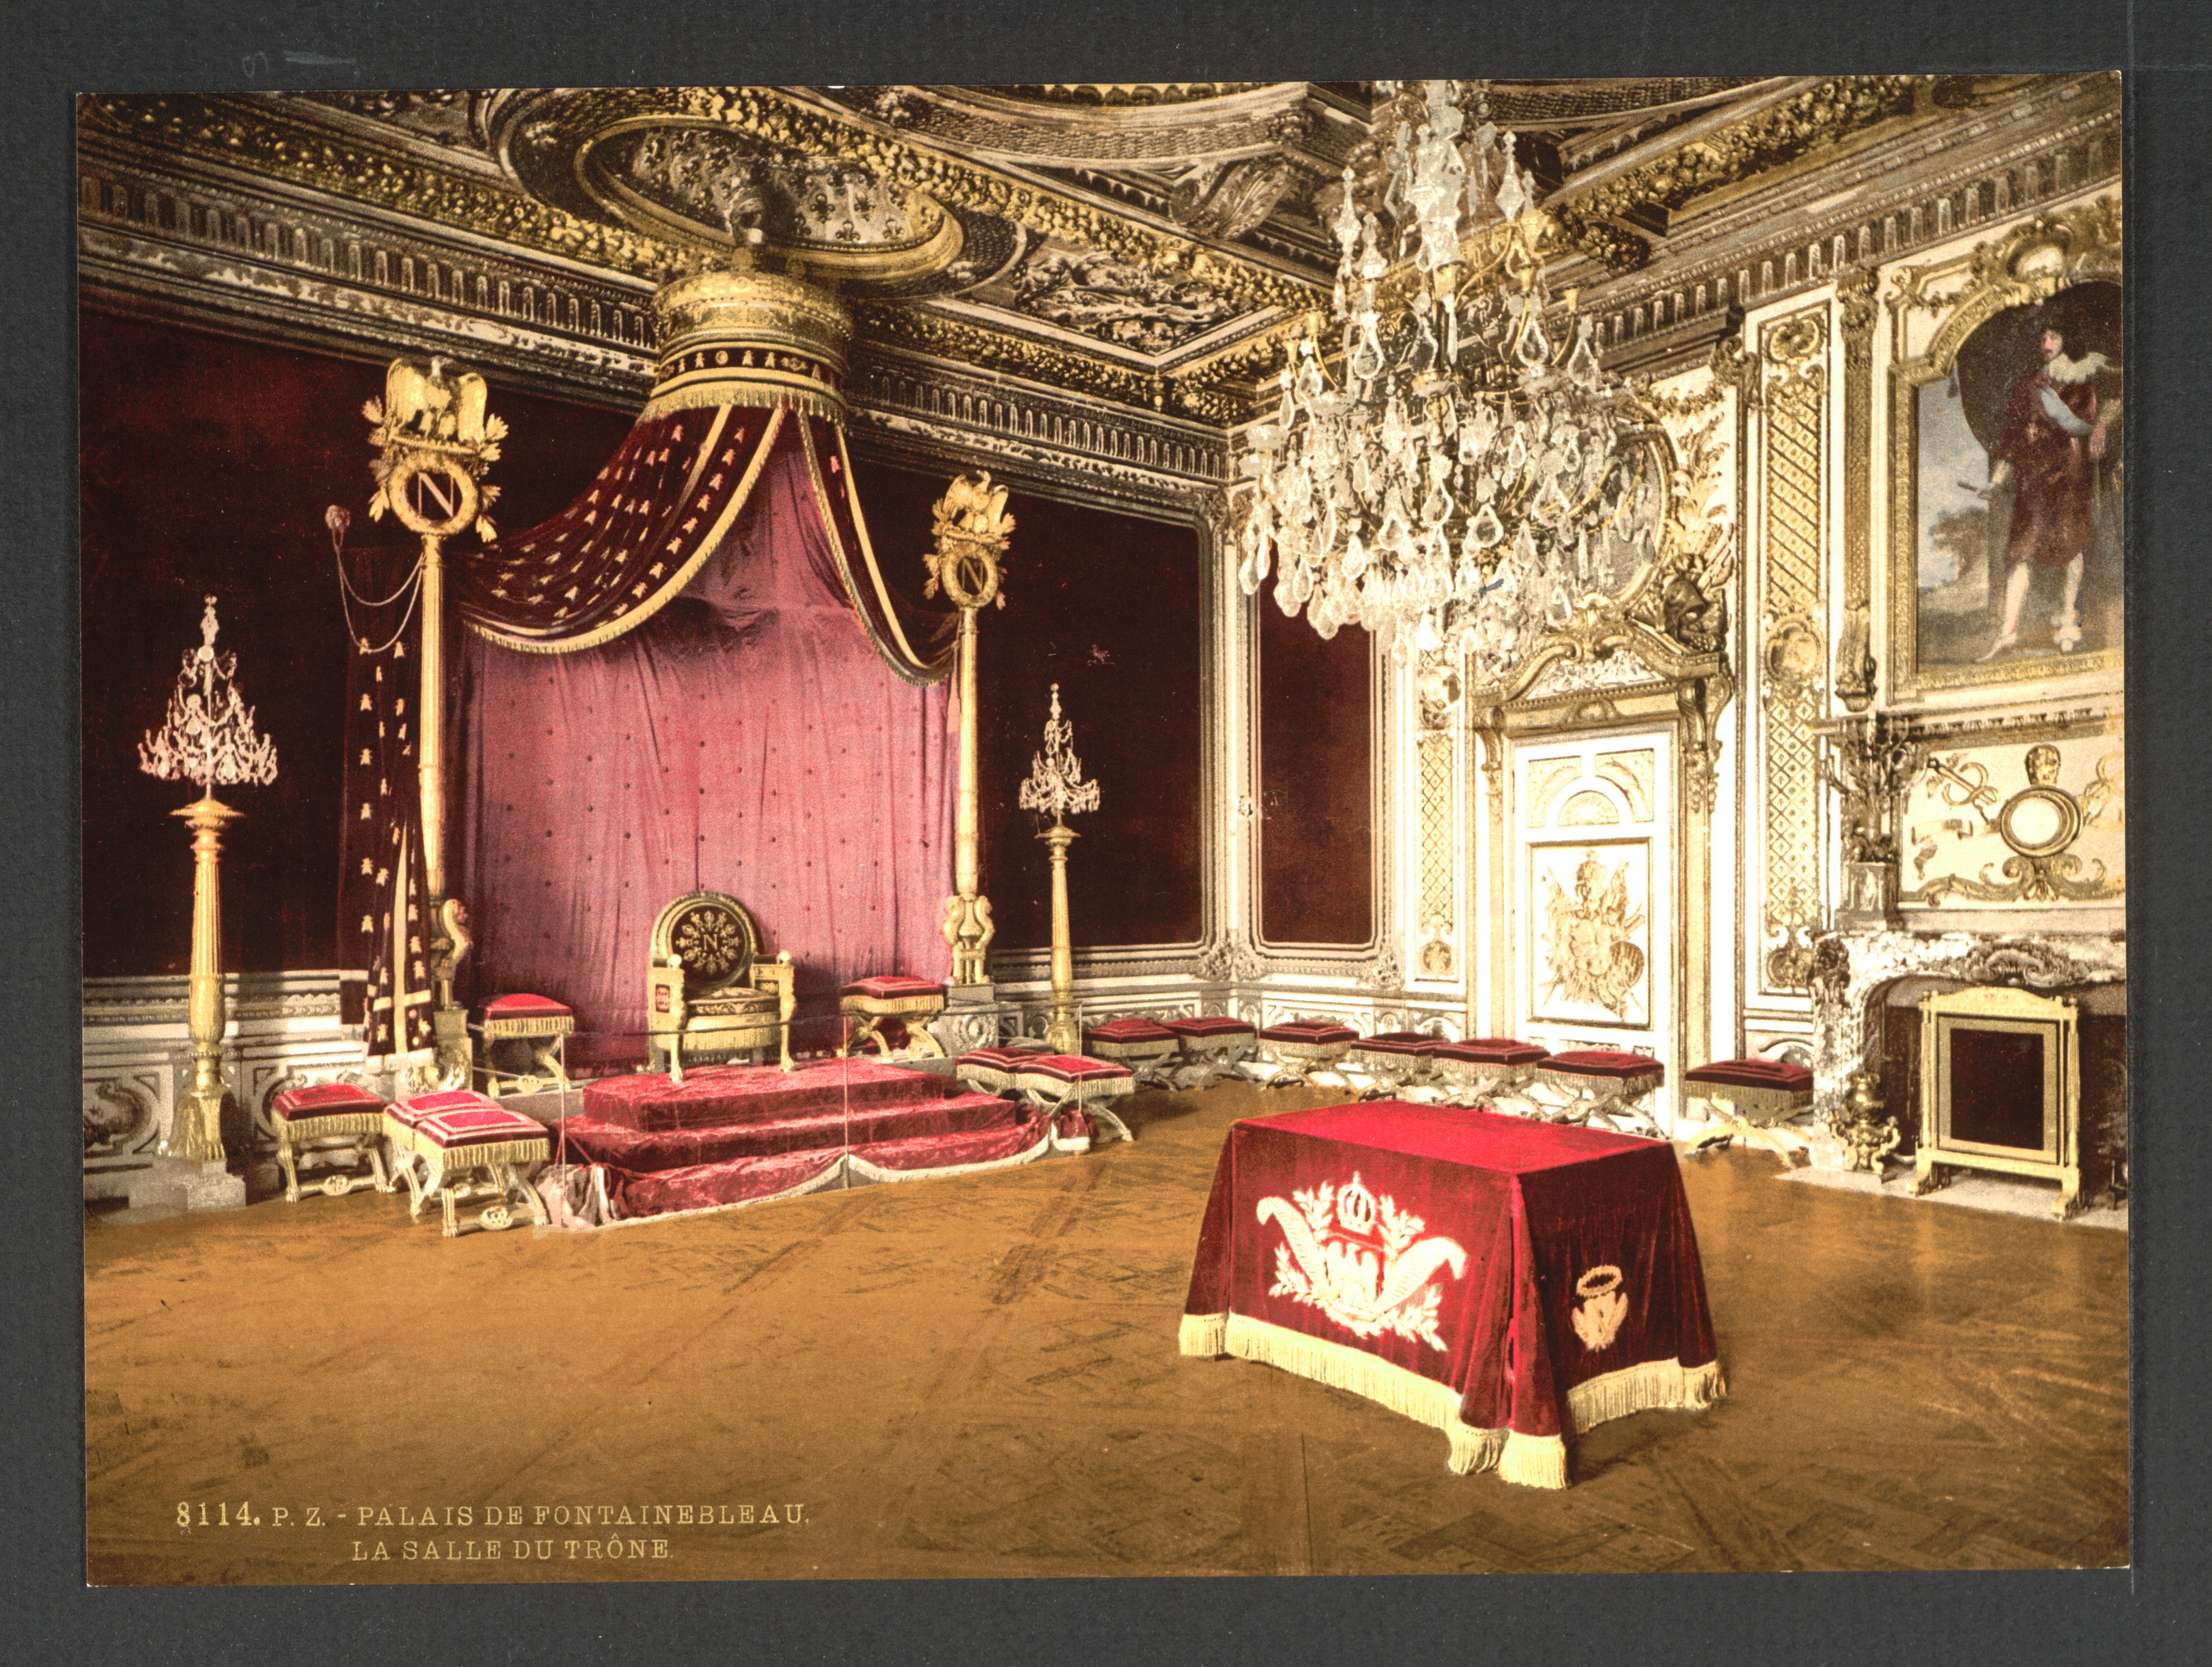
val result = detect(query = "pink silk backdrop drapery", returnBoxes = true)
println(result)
[455,433,953,1043]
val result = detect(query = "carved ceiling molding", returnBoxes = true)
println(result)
[489,86,1322,320]
[824,83,1339,167]
[82,94,677,277]
[851,301,1242,424]
[1550,76,1925,272]
[1582,82,2117,361]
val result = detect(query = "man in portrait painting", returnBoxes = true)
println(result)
[1982,317,2119,659]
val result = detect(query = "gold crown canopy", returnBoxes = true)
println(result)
[642,265,856,422]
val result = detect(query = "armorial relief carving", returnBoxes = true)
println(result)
[1194,929,1265,985]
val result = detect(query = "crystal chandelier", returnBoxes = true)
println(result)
[1238,80,1662,677]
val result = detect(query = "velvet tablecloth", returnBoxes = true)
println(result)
[1180,1102,1723,1487]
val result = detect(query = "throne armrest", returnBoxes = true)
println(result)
[750,952,796,1070]
[647,953,687,1045]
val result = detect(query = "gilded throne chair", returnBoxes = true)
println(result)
[646,891,796,1083]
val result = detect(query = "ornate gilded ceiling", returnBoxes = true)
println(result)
[79,77,2119,432]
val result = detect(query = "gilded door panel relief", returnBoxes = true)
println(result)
[1513,734,1674,1113]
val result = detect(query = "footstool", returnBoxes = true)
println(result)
[471,993,574,1095]
[1433,1039,1549,1110]
[1350,1031,1442,1097]
[1085,1018,1181,1089]
[956,1045,1041,1097]
[1011,1054,1137,1146]
[384,1088,552,1237]
[1255,1020,1359,1088]
[1683,1057,1817,1165]
[269,1082,394,1203]
[841,976,947,1059]
[1534,1050,1667,1138]
[1159,1016,1256,1087]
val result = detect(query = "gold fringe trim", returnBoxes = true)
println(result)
[1179,1312,1228,1356]
[1206,1313,1570,1486]
[803,421,947,686]
[468,406,778,657]
[639,379,846,424]
[482,1016,575,1039]
[1564,1356,1727,1433]
[419,1137,550,1171]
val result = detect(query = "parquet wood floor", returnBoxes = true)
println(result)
[83,1080,2126,1582]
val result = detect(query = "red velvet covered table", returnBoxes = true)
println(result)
[1181,1101,1723,1487]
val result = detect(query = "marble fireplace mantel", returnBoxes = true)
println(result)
[1804,925,2128,1169]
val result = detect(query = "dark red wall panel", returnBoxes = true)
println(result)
[80,307,635,977]
[1257,596,1373,946]
[849,460,1206,954]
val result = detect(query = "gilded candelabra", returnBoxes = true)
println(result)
[1018,684,1101,1054]
[365,356,505,1076]
[925,472,1014,986]
[138,596,279,1163]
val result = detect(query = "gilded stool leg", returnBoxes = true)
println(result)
[278,1136,302,1204]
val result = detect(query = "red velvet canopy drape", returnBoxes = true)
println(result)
[453,421,954,1042]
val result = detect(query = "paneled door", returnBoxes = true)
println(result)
[1512,730,1676,1123]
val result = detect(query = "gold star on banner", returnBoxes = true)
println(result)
[361,915,374,933]
[359,749,372,766]
[361,858,374,875]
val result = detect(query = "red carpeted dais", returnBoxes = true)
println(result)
[557,1059,1049,1220]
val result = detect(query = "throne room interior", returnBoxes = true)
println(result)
[78,77,2127,1580]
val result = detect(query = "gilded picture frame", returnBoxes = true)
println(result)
[1885,202,2123,696]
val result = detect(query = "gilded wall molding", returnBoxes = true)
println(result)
[1833,267,1880,711]
[1414,648,1460,980]
[1756,305,1829,991]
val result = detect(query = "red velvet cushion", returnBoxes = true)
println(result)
[1015,1054,1134,1086]
[412,1105,550,1151]
[1260,1021,1358,1046]
[1162,1016,1255,1039]
[480,993,573,1021]
[1353,1031,1440,1057]
[388,1088,503,1127]
[1088,1018,1179,1045]
[1686,1057,1813,1092]
[271,1082,384,1120]
[1542,1049,1665,1084]
[1435,1039,1548,1068]
[958,1048,1035,1074]
[842,976,947,1001]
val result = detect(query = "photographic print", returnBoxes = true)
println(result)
[80,75,2126,1585]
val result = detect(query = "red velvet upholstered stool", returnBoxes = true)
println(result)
[1159,1016,1257,1087]
[1432,1038,1549,1110]
[1085,1017,1181,1089]
[841,976,947,1059]
[1534,1050,1668,1138]
[471,993,575,1096]
[269,1082,394,1203]
[1011,1054,1137,1147]
[1350,1031,1444,1097]
[1256,1020,1359,1088]
[956,1045,1039,1097]
[1682,1056,1818,1165]
[384,1088,552,1237]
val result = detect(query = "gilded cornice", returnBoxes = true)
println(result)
[83,94,680,278]
[852,302,1241,424]
[1551,76,1925,273]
